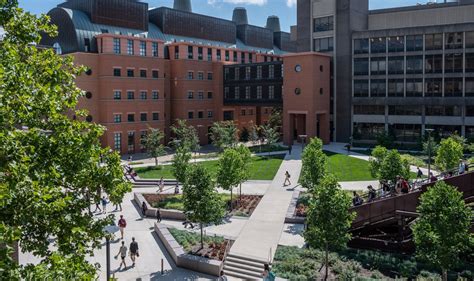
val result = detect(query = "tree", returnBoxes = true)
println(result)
[235,145,252,201]
[0,2,130,278]
[368,146,388,179]
[172,145,192,184]
[142,128,166,166]
[170,119,200,153]
[261,124,280,154]
[435,137,464,171]
[304,175,356,281]
[182,165,224,249]
[267,107,282,132]
[239,127,250,142]
[209,121,238,151]
[300,138,327,192]
[412,181,472,281]
[376,131,394,148]
[379,149,410,184]
[216,148,243,208]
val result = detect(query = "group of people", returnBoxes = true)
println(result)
[115,215,140,269]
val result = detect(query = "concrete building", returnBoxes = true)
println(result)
[42,0,330,154]
[297,0,474,147]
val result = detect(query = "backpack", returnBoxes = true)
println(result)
[118,219,127,228]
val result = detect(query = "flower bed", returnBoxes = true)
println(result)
[295,192,310,217]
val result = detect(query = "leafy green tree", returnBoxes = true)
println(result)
[412,182,472,281]
[172,145,192,184]
[379,149,410,184]
[422,136,439,159]
[300,138,327,192]
[209,121,238,151]
[249,125,260,147]
[435,137,464,171]
[0,2,130,278]
[268,107,282,132]
[235,145,252,200]
[368,146,388,179]
[216,148,243,207]
[376,131,394,148]
[170,119,200,152]
[261,124,280,154]
[182,165,224,249]
[142,128,166,166]
[304,175,356,281]
[239,127,250,142]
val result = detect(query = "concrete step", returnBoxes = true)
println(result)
[224,260,263,273]
[226,252,268,265]
[225,256,265,270]
[224,270,260,281]
[224,264,262,278]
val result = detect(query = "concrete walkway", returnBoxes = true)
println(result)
[228,145,303,262]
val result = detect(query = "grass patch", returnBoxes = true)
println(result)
[249,144,289,154]
[136,154,285,180]
[129,161,144,165]
[324,151,376,182]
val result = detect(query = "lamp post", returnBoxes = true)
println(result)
[103,224,120,281]
[425,128,434,181]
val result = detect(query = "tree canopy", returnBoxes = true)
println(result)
[209,121,238,151]
[170,119,200,152]
[142,128,166,166]
[216,148,244,204]
[369,147,410,184]
[300,138,327,191]
[435,137,464,171]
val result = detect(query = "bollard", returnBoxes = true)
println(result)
[161,258,164,275]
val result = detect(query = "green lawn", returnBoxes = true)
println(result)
[136,154,285,181]
[324,151,376,182]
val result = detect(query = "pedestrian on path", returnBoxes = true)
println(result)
[157,177,164,193]
[115,241,128,269]
[174,184,180,194]
[101,196,108,214]
[118,215,127,240]
[114,201,122,212]
[141,201,148,216]
[93,198,102,213]
[129,237,139,267]
[156,208,162,223]
[262,264,275,281]
[288,145,292,155]
[283,171,291,186]
[416,167,423,180]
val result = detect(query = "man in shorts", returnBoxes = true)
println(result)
[129,237,139,267]
[115,241,128,269]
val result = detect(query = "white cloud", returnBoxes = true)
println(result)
[208,0,268,6]
[286,0,296,7]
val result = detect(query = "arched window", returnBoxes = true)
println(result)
[53,42,62,55]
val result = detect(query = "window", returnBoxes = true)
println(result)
[140,113,147,122]
[198,111,204,119]
[406,79,423,97]
[53,42,62,54]
[353,123,385,141]
[207,92,213,99]
[152,91,159,99]
[114,114,121,123]
[139,41,146,56]
[248,109,254,115]
[140,69,147,78]
[466,32,474,48]
[140,131,147,150]
[113,68,121,77]
[269,65,275,79]
[152,112,159,120]
[233,51,238,62]
[245,87,250,99]
[444,78,463,97]
[152,70,159,78]
[446,32,463,49]
[113,38,121,54]
[114,90,121,100]
[406,35,423,51]
[466,53,474,72]
[389,124,422,142]
[257,66,262,79]
[467,78,474,97]
[84,38,90,52]
[445,53,463,73]
[425,54,443,74]
[127,131,135,153]
[224,68,230,80]
[354,58,369,76]
[224,87,229,99]
[388,106,422,116]
[188,112,194,119]
[353,105,385,115]
[217,49,221,60]
[426,106,462,116]
[225,50,230,61]
[353,80,369,97]
[313,37,333,52]
[313,16,334,32]
[127,114,135,122]
[174,46,179,59]
[114,133,121,151]
[241,109,246,116]
[388,36,404,52]
[425,78,442,97]
[371,37,386,53]
[370,79,386,97]
[187,71,194,80]
[269,86,275,99]
[388,79,404,97]
[234,68,240,80]
[249,53,253,63]
[188,46,193,59]
[198,91,204,99]
[198,47,203,60]
[388,57,404,74]
[257,86,262,99]
[152,42,158,57]
[370,57,386,75]
[127,91,134,100]
[235,87,240,99]
[208,111,213,118]
[354,39,369,54]
[425,33,443,50]
[127,69,134,77]
[187,91,194,99]
[198,72,204,80]
[241,53,246,64]
[140,91,147,100]
[245,67,251,80]
[467,106,474,116]
[127,39,134,55]
[208,72,213,80]
[207,48,212,61]
[406,56,423,74]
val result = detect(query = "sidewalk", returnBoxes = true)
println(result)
[228,145,302,262]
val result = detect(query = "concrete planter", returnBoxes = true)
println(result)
[154,223,223,277]
[134,193,187,221]
[284,190,306,224]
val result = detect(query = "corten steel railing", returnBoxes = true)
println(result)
[351,169,474,229]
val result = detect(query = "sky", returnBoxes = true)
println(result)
[19,0,426,32]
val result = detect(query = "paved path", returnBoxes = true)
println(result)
[228,145,303,262]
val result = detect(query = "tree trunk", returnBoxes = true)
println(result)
[324,243,329,281]
[442,269,447,281]
[200,223,204,250]
[155,157,158,167]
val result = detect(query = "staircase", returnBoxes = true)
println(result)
[223,253,267,280]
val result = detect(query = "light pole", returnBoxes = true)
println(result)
[425,128,434,181]
[103,224,120,281]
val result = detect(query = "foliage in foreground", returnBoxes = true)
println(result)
[369,146,410,184]
[168,228,224,252]
[300,138,327,191]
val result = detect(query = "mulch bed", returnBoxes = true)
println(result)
[143,193,174,205]
[229,194,263,216]
[190,240,231,261]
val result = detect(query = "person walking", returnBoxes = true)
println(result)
[115,241,128,269]
[352,191,363,206]
[101,196,108,214]
[174,184,180,194]
[262,264,275,281]
[283,171,291,186]
[129,237,139,267]
[288,145,292,155]
[93,197,102,213]
[459,159,466,175]
[156,208,162,223]
[118,215,127,240]
[367,185,376,202]
[416,167,423,180]
[141,201,148,216]
[157,177,164,193]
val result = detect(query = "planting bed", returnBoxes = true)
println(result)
[295,192,310,217]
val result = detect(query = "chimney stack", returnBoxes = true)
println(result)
[173,0,192,12]
[266,15,281,32]
[232,7,248,25]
